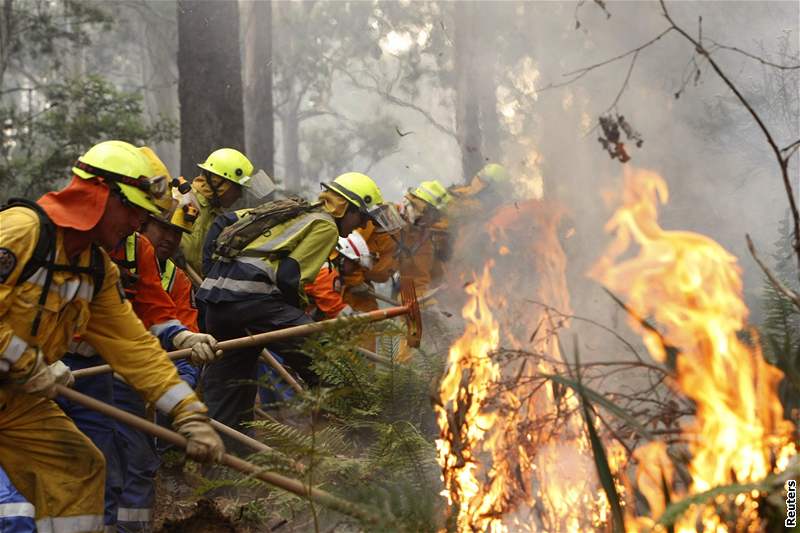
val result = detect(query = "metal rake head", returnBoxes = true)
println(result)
[399,278,422,348]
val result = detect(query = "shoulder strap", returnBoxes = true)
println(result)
[1,198,56,281]
[214,197,317,260]
[1,198,107,336]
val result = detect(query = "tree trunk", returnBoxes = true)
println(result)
[137,1,180,173]
[241,0,274,177]
[475,3,500,165]
[177,0,245,176]
[454,1,483,183]
[281,110,301,193]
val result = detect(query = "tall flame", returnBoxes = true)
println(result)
[435,263,505,532]
[438,199,615,532]
[590,167,797,530]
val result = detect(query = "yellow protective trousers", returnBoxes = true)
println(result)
[0,389,105,532]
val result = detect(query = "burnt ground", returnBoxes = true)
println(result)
[152,457,324,533]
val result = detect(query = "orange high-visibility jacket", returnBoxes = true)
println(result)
[160,258,199,332]
[305,264,347,319]
[0,207,201,417]
[110,233,184,338]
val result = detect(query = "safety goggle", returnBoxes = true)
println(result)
[74,160,170,200]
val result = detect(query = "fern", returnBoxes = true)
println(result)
[759,210,800,423]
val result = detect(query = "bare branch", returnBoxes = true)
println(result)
[746,234,800,312]
[339,69,457,138]
[538,27,674,92]
[660,0,800,280]
[707,39,800,70]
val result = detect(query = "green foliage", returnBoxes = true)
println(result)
[0,0,112,81]
[573,342,625,533]
[760,211,800,423]
[214,318,445,531]
[0,75,177,200]
[0,1,177,202]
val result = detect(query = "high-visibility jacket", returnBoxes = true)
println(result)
[109,233,186,346]
[342,221,398,312]
[305,263,346,319]
[179,187,221,277]
[160,259,198,332]
[0,205,203,421]
[198,208,339,309]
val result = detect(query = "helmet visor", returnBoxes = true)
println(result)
[368,203,404,233]
[245,169,276,199]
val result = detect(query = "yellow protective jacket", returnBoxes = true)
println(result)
[179,187,221,277]
[0,206,203,418]
[397,224,436,296]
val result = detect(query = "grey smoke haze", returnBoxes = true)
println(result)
[85,0,797,322]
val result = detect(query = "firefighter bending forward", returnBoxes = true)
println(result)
[0,140,224,532]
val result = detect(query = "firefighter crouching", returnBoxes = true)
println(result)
[0,140,223,532]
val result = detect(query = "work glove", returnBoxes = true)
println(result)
[173,413,225,463]
[172,330,222,366]
[49,360,75,388]
[339,305,356,317]
[10,349,56,399]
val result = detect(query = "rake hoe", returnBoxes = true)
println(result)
[72,279,421,379]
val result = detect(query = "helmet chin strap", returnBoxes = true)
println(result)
[205,171,223,208]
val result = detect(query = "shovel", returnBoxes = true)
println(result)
[72,279,421,379]
[55,384,381,525]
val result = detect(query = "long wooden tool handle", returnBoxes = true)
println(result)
[72,305,410,379]
[54,384,381,524]
[259,349,304,395]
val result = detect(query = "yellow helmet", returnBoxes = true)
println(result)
[477,163,511,185]
[73,140,168,215]
[197,148,254,187]
[138,147,174,213]
[322,172,402,232]
[323,172,384,211]
[410,180,452,211]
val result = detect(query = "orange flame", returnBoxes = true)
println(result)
[439,199,616,531]
[435,263,505,531]
[591,167,797,530]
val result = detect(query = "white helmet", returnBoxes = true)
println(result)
[337,232,374,270]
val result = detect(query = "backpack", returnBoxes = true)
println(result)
[213,196,318,260]
[0,198,106,337]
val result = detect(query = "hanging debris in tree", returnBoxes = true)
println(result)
[597,114,644,163]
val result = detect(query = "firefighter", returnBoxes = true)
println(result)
[179,148,254,277]
[140,154,202,335]
[305,231,375,320]
[197,172,401,445]
[110,148,216,532]
[0,140,224,532]
[395,179,453,297]
[341,220,399,315]
[58,146,220,531]
[448,162,512,218]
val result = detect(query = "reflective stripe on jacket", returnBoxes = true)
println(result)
[163,261,198,332]
[109,234,185,346]
[0,207,202,418]
[197,209,339,306]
